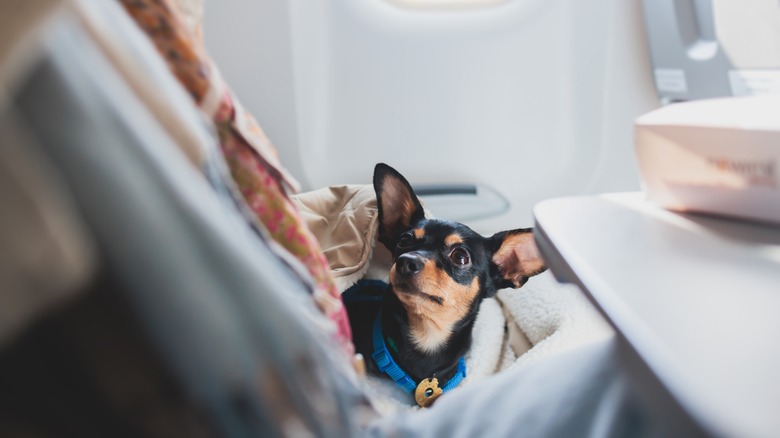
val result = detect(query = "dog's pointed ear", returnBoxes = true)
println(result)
[488,228,546,290]
[373,163,425,251]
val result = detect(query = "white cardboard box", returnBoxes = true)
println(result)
[635,96,780,225]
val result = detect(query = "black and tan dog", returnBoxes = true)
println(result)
[345,163,546,407]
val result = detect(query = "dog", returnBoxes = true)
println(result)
[344,163,547,407]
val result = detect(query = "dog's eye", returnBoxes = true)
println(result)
[397,233,413,249]
[449,247,471,266]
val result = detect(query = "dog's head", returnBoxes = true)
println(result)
[374,163,546,350]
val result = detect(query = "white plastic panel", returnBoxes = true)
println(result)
[206,0,658,232]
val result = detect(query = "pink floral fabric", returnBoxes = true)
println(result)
[119,0,354,355]
[213,93,353,352]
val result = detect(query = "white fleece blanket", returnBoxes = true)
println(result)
[465,271,613,383]
[359,232,613,382]
[361,270,613,414]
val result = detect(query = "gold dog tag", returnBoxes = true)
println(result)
[415,377,443,407]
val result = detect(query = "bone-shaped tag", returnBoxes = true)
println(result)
[415,377,443,407]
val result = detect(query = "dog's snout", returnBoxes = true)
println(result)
[397,253,424,277]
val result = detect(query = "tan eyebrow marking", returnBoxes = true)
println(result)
[444,234,463,247]
[413,228,425,239]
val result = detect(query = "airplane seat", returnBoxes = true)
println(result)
[642,0,780,104]
[204,0,659,232]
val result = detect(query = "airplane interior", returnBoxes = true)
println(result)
[1,0,779,436]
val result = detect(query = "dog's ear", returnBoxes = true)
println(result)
[488,228,546,290]
[373,163,425,251]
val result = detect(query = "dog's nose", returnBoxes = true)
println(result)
[397,253,424,277]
